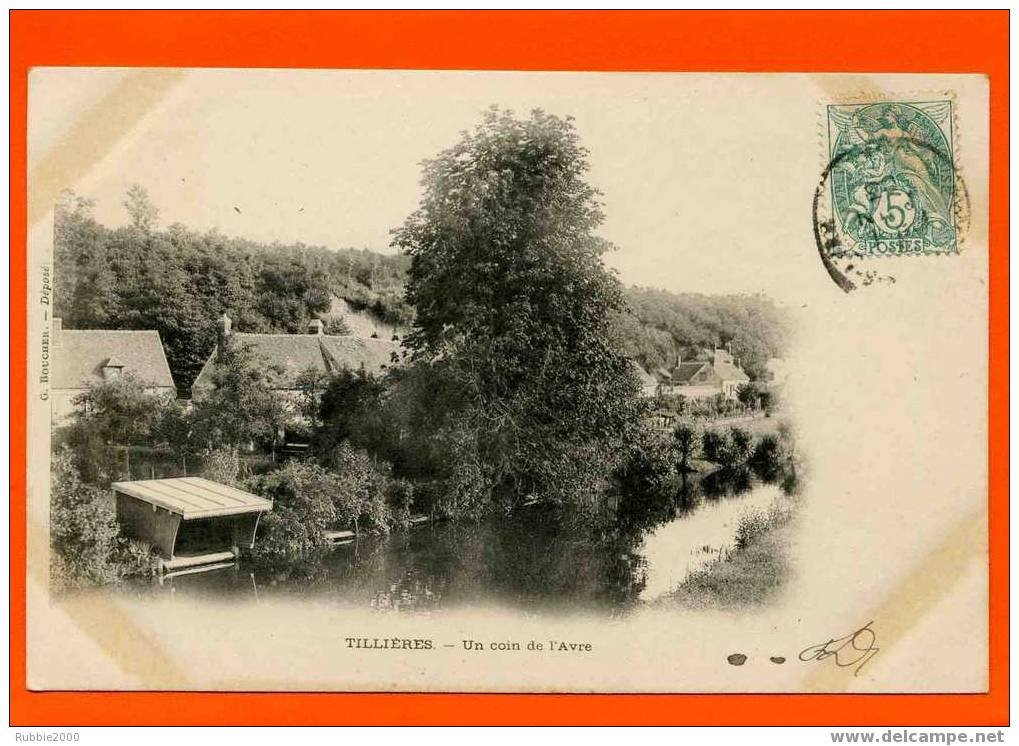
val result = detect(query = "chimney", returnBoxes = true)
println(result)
[308,318,324,335]
[217,313,232,360]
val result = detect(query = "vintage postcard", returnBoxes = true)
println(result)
[24,69,990,694]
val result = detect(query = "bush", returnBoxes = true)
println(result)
[701,427,752,469]
[728,427,752,464]
[734,508,771,550]
[734,498,794,551]
[327,443,394,534]
[433,439,491,520]
[50,451,158,590]
[749,433,785,473]
[672,419,700,470]
[58,375,173,484]
[248,461,338,562]
[701,429,731,466]
[201,446,241,487]
[613,429,677,499]
[387,478,414,529]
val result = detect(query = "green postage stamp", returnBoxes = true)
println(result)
[823,100,961,258]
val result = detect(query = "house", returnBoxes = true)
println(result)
[50,318,177,423]
[192,313,399,406]
[659,348,750,400]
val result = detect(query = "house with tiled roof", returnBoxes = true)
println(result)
[659,348,750,400]
[192,314,399,401]
[51,318,177,423]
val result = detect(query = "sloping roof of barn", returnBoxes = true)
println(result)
[712,361,750,382]
[193,333,400,391]
[54,328,175,391]
[670,361,711,384]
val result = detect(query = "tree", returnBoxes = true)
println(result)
[123,183,159,233]
[673,419,700,471]
[190,343,287,452]
[737,382,762,411]
[325,443,393,534]
[392,108,648,509]
[50,451,155,588]
[72,375,167,445]
[728,426,753,464]
[249,461,339,562]
[294,367,330,429]
[323,316,351,336]
[60,375,170,483]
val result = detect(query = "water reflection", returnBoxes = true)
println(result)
[144,466,797,614]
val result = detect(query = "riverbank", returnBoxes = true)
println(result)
[668,494,794,609]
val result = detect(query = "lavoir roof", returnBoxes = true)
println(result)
[111,477,273,520]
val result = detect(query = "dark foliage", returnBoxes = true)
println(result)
[614,289,790,380]
[392,108,649,511]
[53,189,410,392]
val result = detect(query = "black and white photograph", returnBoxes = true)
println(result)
[25,68,990,693]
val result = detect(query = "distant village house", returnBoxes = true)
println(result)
[50,318,177,423]
[651,347,751,400]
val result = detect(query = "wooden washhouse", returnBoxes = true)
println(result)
[111,477,272,574]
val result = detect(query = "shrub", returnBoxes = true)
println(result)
[323,316,351,336]
[387,478,414,529]
[327,443,394,534]
[434,444,491,520]
[613,429,677,499]
[201,446,241,487]
[749,433,785,473]
[672,419,700,471]
[701,427,753,469]
[50,451,158,589]
[701,429,731,466]
[734,508,771,550]
[728,427,753,464]
[248,461,338,562]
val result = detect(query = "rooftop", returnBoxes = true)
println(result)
[53,325,175,391]
[193,331,400,391]
[111,477,273,519]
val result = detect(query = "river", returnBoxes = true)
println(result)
[129,468,795,614]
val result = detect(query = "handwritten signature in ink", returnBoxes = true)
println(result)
[799,621,880,677]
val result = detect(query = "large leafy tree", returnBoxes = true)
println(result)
[392,108,647,510]
[190,343,287,451]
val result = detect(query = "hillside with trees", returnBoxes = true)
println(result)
[612,289,789,380]
[54,187,788,394]
[53,188,412,392]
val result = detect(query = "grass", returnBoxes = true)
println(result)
[707,414,782,437]
[670,501,793,609]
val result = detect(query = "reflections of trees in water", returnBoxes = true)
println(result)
[152,464,799,613]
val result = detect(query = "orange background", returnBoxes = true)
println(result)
[9,10,1009,726]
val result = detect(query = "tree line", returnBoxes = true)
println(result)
[55,194,786,395]
[54,188,412,392]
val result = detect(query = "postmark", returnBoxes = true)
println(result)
[813,99,969,292]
